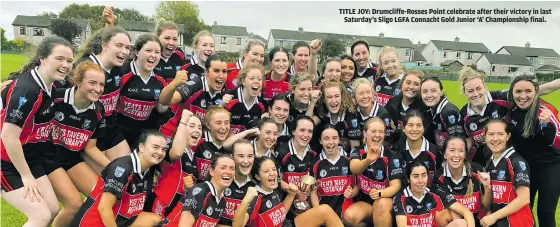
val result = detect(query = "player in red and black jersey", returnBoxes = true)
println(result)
[224,64,266,135]
[287,40,322,85]
[232,157,344,227]
[311,127,357,218]
[315,58,342,86]
[263,94,292,145]
[346,118,403,227]
[224,118,279,159]
[176,154,234,227]
[153,21,186,83]
[350,40,377,81]
[71,130,166,227]
[481,120,534,227]
[505,75,558,227]
[352,78,394,144]
[0,36,73,226]
[433,137,493,227]
[118,35,168,145]
[74,26,132,164]
[193,107,231,182]
[225,40,265,91]
[158,54,228,141]
[421,77,462,151]
[178,30,215,80]
[263,47,290,102]
[150,110,201,224]
[393,161,475,227]
[394,110,440,183]
[374,46,405,106]
[285,72,319,130]
[340,55,359,90]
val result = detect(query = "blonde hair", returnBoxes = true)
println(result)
[376,46,400,77]
[399,70,424,90]
[363,117,386,144]
[459,66,487,95]
[317,81,356,116]
[192,30,213,48]
[155,19,179,37]
[241,39,265,59]
[289,72,314,91]
[351,78,375,101]
[238,63,265,83]
[204,106,231,127]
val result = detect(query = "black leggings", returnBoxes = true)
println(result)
[528,160,560,227]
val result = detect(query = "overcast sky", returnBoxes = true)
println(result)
[2,1,560,52]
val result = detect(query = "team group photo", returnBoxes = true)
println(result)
[1,1,560,227]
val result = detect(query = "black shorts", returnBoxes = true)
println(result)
[96,126,125,151]
[43,159,83,175]
[0,161,46,192]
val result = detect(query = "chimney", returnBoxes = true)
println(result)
[454,37,460,42]
[525,42,530,48]
[213,21,217,26]
[298,27,303,32]
[379,32,384,38]
[417,41,421,45]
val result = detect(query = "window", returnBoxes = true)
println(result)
[19,27,25,35]
[221,37,226,44]
[467,52,472,59]
[508,67,518,73]
[529,57,533,63]
[432,50,435,55]
[237,38,241,45]
[405,49,410,56]
[492,66,495,72]
[280,40,284,47]
[540,59,544,64]
[530,68,534,72]
[33,28,44,36]
[456,52,460,58]
[443,52,447,58]
[554,60,557,66]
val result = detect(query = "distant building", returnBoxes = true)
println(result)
[212,22,249,53]
[12,15,91,46]
[413,42,427,66]
[249,32,267,48]
[496,43,560,73]
[440,60,464,71]
[117,20,185,47]
[422,37,491,66]
[476,53,533,76]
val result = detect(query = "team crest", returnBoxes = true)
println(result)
[203,150,212,159]
[393,159,400,168]
[426,202,432,210]
[375,85,381,92]
[224,188,232,196]
[187,80,196,85]
[192,187,202,195]
[519,161,526,171]
[376,170,384,180]
[18,97,27,109]
[448,115,456,124]
[492,111,498,119]
[320,170,327,178]
[342,167,349,175]
[384,118,390,126]
[206,206,213,215]
[55,111,64,121]
[469,123,477,131]
[176,66,181,72]
[200,99,207,108]
[288,115,294,123]
[339,130,344,137]
[82,119,91,129]
[288,164,295,172]
[154,89,161,99]
[114,76,120,85]
[190,73,198,79]
[266,200,272,208]
[406,205,413,213]
[393,88,401,96]
[351,119,358,128]
[497,170,506,180]
[114,166,125,177]
[438,124,442,131]
[215,99,222,105]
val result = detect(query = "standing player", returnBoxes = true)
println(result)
[225,40,266,91]
[262,47,290,101]
[288,40,322,84]
[340,55,358,90]
[373,46,404,106]
[351,78,393,144]
[1,36,73,226]
[179,30,215,80]
[153,20,186,83]
[350,40,377,81]
[265,94,292,144]
[193,107,231,181]
[70,130,166,227]
[285,72,319,129]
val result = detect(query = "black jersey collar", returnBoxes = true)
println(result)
[405,137,429,159]
[204,131,223,149]
[252,139,272,158]
[236,59,243,70]
[130,151,148,178]
[404,186,430,203]
[89,54,112,73]
[204,181,224,203]
[327,111,346,125]
[202,76,220,99]
[357,61,374,77]
[280,123,290,136]
[289,139,311,161]
[130,60,154,85]
[443,162,467,184]
[380,72,404,85]
[255,185,274,195]
[434,96,449,116]
[358,102,380,120]
[237,87,258,110]
[31,66,53,96]
[490,147,515,167]
[319,146,346,165]
[65,86,96,113]
[234,175,252,188]
[184,147,194,161]
[466,92,493,116]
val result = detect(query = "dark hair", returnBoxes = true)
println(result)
[321,57,341,76]
[76,26,130,60]
[291,41,310,55]
[204,54,227,70]
[9,36,73,80]
[442,136,474,196]
[250,156,276,184]
[268,46,289,62]
[403,109,425,127]
[132,34,163,60]
[269,93,291,109]
[507,74,540,138]
[210,153,234,170]
[232,139,252,154]
[136,129,165,149]
[320,124,339,137]
[292,116,315,134]
[484,118,511,135]
[350,40,370,55]
[405,160,429,182]
[421,77,444,91]
[340,54,359,81]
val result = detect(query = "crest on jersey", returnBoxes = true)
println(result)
[375,85,381,92]
[114,166,125,177]
[448,115,456,124]
[206,206,213,215]
[114,76,120,85]
[187,80,196,85]
[266,200,272,208]
[154,89,161,99]
[426,202,432,210]
[203,150,212,159]
[376,170,384,180]
[406,205,413,213]
[351,119,358,128]
[384,118,390,126]
[190,73,198,79]
[393,159,400,168]
[320,170,327,178]
[288,115,294,123]
[82,119,91,129]
[18,97,27,109]
[339,130,344,137]
[55,111,64,121]
[492,111,498,118]
[200,99,207,108]
[192,187,202,195]
[497,170,506,180]
[519,161,526,171]
[233,79,239,87]
[342,167,349,175]
[288,164,295,172]
[224,188,232,196]
[393,88,401,96]
[215,99,222,105]
[176,66,181,72]
[469,123,477,131]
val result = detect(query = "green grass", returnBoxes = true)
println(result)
[0,54,558,226]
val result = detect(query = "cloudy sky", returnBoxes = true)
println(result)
[2,1,560,52]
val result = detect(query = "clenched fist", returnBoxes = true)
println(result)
[183,175,194,190]
[172,70,189,87]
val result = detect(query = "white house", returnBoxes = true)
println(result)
[351,33,416,63]
[421,37,491,67]
[476,53,533,77]
[12,15,91,46]
[495,43,560,73]
[212,22,249,53]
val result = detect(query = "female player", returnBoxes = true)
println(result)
[193,106,231,181]
[481,119,534,227]
[150,109,201,224]
[393,160,475,227]
[288,40,321,84]
[374,46,404,106]
[224,118,279,158]
[70,130,167,227]
[179,30,215,80]
[350,40,377,80]
[505,74,559,227]
[385,70,426,138]
[154,20,186,83]
[351,78,393,143]
[286,72,318,128]
[225,40,266,90]
[177,154,235,227]
[433,137,492,227]
[318,58,342,84]
[1,36,73,226]
[310,126,357,218]
[232,157,344,227]
[340,55,358,90]
[75,26,132,167]
[224,63,266,135]
[263,94,291,144]
[345,117,403,227]
[262,47,290,101]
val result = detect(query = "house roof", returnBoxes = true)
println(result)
[249,33,267,43]
[269,29,414,48]
[430,40,491,53]
[440,60,463,66]
[499,46,560,58]
[536,65,560,71]
[415,43,426,51]
[117,20,185,33]
[413,50,426,62]
[12,15,90,29]
[482,53,532,66]
[212,25,249,37]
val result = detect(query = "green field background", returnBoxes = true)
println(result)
[1,53,559,226]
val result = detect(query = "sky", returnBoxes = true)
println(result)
[2,1,560,53]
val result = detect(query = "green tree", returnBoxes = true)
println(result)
[319,37,346,64]
[59,3,150,32]
[11,38,33,51]
[155,1,210,46]
[1,27,9,50]
[113,8,151,22]
[38,11,57,18]
[51,19,83,46]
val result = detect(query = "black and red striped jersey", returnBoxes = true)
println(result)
[54,77,72,89]
[179,56,206,80]
[423,97,462,150]
[117,61,166,131]
[194,132,228,181]
[393,187,457,227]
[275,140,318,187]
[312,150,353,215]
[285,93,309,129]
[287,65,321,80]
[71,152,154,227]
[374,73,403,107]
[355,102,394,142]
[155,50,186,84]
[225,87,266,135]
[219,177,255,226]
[311,111,361,152]
[0,67,56,162]
[395,137,439,185]
[251,138,275,158]
[224,59,242,91]
[182,181,227,227]
[385,94,426,132]
[263,71,290,101]
[45,87,104,163]
[485,147,534,227]
[356,61,377,82]
[349,145,404,204]
[246,186,288,227]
